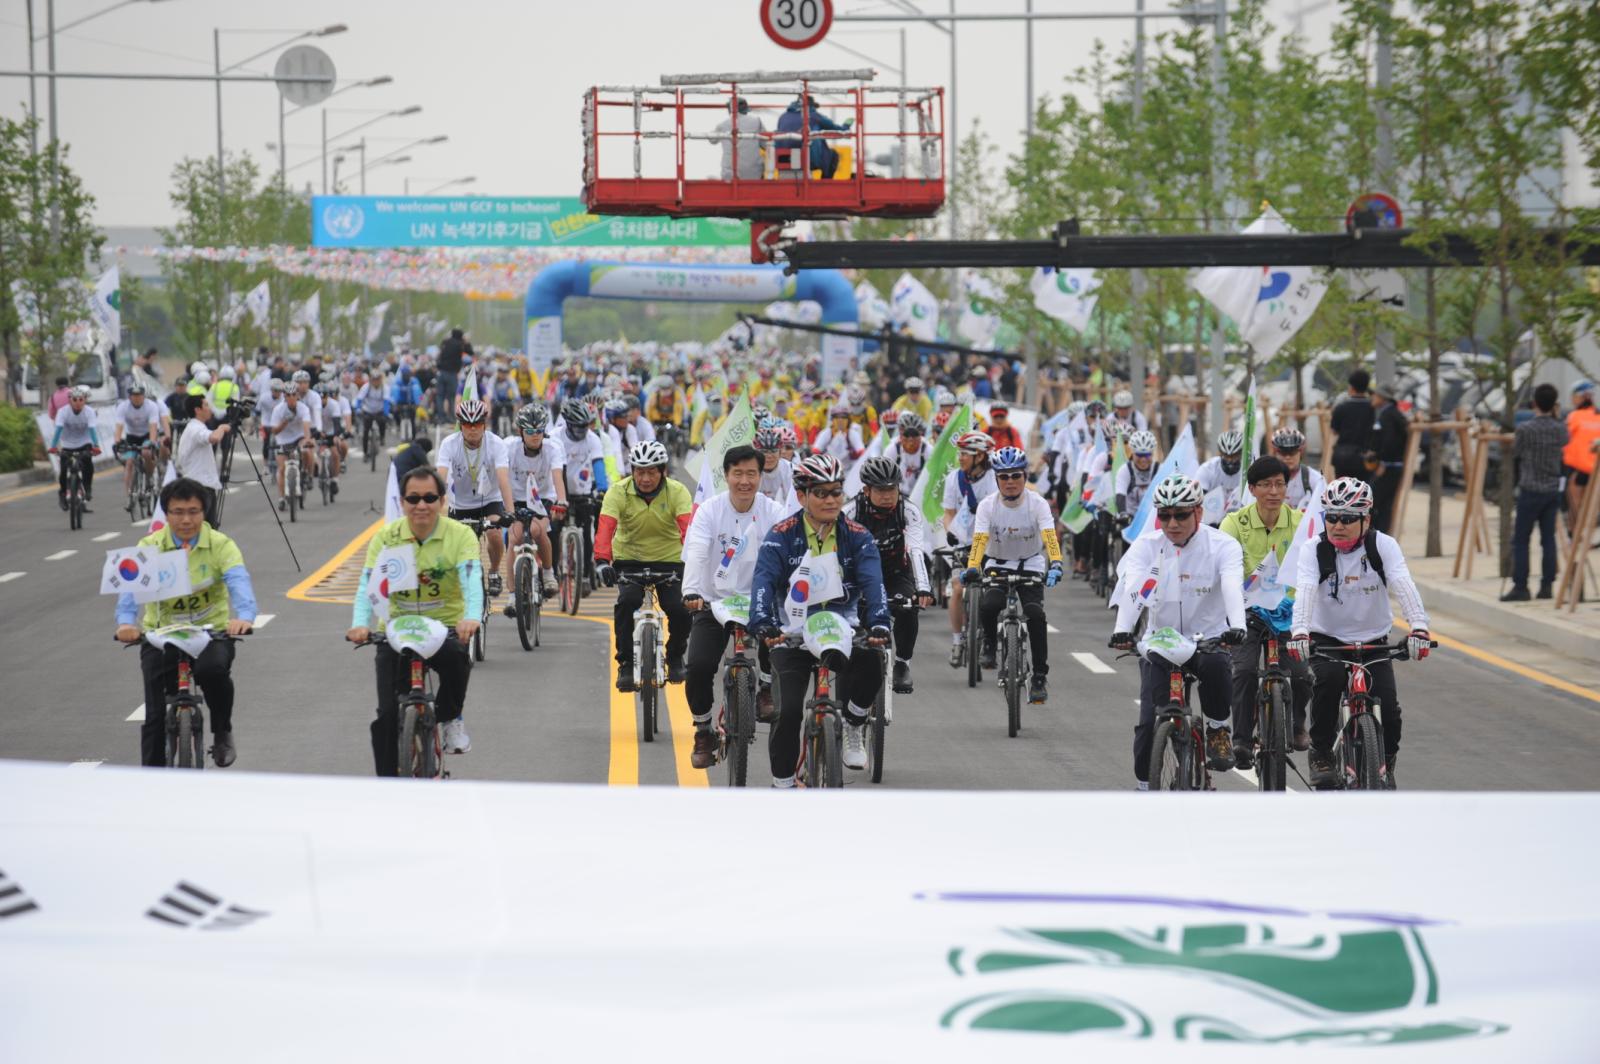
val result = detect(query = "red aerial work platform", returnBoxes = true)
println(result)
[581,69,946,261]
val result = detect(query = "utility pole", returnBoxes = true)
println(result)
[26,0,38,155]
[1373,0,1399,392]
[1024,0,1033,143]
[1129,0,1148,409]
[1207,0,1229,445]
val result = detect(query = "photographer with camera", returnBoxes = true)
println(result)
[176,392,235,528]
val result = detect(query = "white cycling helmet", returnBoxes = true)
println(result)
[194,368,213,386]
[1113,388,1134,408]
[1152,474,1205,510]
[1272,426,1306,451]
[955,430,994,456]
[1217,429,1244,455]
[793,453,845,490]
[1321,476,1374,515]
[219,365,236,380]
[456,398,488,424]
[629,439,670,469]
[1127,430,1158,455]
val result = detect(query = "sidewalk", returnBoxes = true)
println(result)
[0,454,121,494]
[1394,487,1599,665]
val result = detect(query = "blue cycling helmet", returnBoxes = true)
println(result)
[992,446,1029,472]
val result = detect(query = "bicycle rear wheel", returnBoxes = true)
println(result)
[1258,681,1289,792]
[287,466,299,523]
[1347,711,1384,790]
[1149,719,1188,791]
[869,667,887,785]
[1004,624,1023,738]
[639,622,657,743]
[965,594,982,689]
[515,556,535,651]
[560,531,579,614]
[69,476,83,530]
[725,666,754,788]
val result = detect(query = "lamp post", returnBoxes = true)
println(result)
[280,74,391,186]
[215,24,345,204]
[319,105,422,193]
[404,175,476,195]
[334,135,448,193]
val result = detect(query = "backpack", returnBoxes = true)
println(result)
[1315,530,1386,602]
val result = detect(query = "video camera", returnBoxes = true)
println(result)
[224,394,258,428]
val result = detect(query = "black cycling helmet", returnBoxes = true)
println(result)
[561,398,590,436]
[515,403,549,435]
[858,455,900,489]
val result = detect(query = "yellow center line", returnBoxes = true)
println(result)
[1393,617,1600,708]
[604,619,639,786]
[665,681,709,788]
[285,518,386,602]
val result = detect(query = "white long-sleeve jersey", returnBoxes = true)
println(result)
[680,490,788,601]
[1291,531,1428,643]
[1114,525,1246,640]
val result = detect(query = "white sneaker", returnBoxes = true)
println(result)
[842,718,868,770]
[501,593,518,618]
[443,719,471,754]
[540,572,558,596]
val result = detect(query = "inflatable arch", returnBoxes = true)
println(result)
[524,260,859,386]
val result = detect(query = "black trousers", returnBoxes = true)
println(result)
[139,639,235,766]
[1228,633,1311,744]
[977,579,1048,675]
[882,567,920,661]
[1371,467,1403,534]
[684,610,771,722]
[58,445,95,499]
[1510,489,1561,590]
[370,635,470,777]
[198,484,221,529]
[769,644,883,780]
[1133,651,1231,783]
[1308,634,1402,758]
[613,561,689,666]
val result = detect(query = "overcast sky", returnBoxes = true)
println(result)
[1,0,1341,228]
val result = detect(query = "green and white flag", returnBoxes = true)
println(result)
[911,404,973,530]
[693,391,754,505]
[1240,374,1260,471]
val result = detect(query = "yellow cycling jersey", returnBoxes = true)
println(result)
[135,524,247,629]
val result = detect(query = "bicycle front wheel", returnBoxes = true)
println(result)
[1150,718,1189,791]
[725,667,754,788]
[515,556,534,651]
[399,702,439,779]
[1004,624,1023,738]
[869,672,887,785]
[965,596,982,689]
[1347,711,1384,790]
[560,531,578,614]
[639,623,657,743]
[1258,681,1289,792]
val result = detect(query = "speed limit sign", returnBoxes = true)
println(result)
[761,0,833,50]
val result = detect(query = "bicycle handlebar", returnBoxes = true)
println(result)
[616,568,682,586]
[1312,638,1437,664]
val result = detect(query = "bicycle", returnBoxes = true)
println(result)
[962,563,984,689]
[57,445,95,531]
[280,447,303,524]
[1089,511,1127,602]
[355,629,447,780]
[315,434,338,506]
[776,632,846,789]
[617,567,678,743]
[507,507,544,651]
[557,497,594,616]
[1310,639,1434,791]
[361,411,387,473]
[716,615,759,787]
[865,594,914,784]
[121,439,159,522]
[981,571,1044,738]
[456,516,500,663]
[929,546,958,610]
[1143,636,1227,792]
[1246,612,1294,792]
[128,626,245,770]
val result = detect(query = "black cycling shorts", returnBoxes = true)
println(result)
[451,501,505,522]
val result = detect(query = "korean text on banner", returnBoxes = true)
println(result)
[312,196,749,249]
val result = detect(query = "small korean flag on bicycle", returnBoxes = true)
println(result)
[366,544,419,622]
[100,546,191,603]
[783,551,844,632]
[1243,550,1288,610]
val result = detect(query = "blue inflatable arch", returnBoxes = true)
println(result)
[524,259,859,384]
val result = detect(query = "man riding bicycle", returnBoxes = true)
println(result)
[1109,474,1248,788]
[681,444,788,768]
[942,431,997,667]
[750,454,892,785]
[49,385,101,512]
[558,398,609,580]
[114,476,257,767]
[1115,429,1160,518]
[1272,426,1325,511]
[1196,429,1245,525]
[265,384,315,511]
[1288,477,1431,788]
[346,466,483,770]
[502,402,566,613]
[595,440,694,692]
[113,383,168,498]
[962,446,1062,704]
[437,397,516,596]
[846,455,934,694]
[754,425,796,510]
[891,412,930,496]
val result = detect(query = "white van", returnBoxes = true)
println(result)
[17,347,119,408]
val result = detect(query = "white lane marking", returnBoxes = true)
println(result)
[0,571,24,583]
[130,518,146,527]
[1046,623,1063,634]
[93,531,120,542]
[44,549,78,561]
[1232,766,1303,794]
[69,759,104,768]
[127,704,146,722]
[1071,651,1116,674]
[253,613,275,628]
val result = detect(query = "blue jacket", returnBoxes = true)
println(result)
[750,512,892,635]
[390,378,423,407]
[774,101,848,161]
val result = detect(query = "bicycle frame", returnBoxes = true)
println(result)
[800,651,844,787]
[358,634,445,779]
[632,583,667,690]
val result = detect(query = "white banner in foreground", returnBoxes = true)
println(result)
[0,760,1593,1062]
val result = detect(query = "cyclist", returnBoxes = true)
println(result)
[491,364,522,427]
[891,412,930,496]
[502,403,566,613]
[265,383,314,510]
[942,430,997,666]
[645,374,688,433]
[559,397,609,579]
[1219,454,1313,764]
[114,476,256,767]
[48,385,101,512]
[891,376,933,421]
[389,365,423,428]
[754,425,796,510]
[1044,399,1089,512]
[346,466,482,769]
[604,399,637,477]
[1108,474,1248,788]
[436,398,516,596]
[315,380,351,494]
[355,369,390,449]
[985,400,1025,451]
[749,454,892,784]
[681,444,788,768]
[961,446,1061,704]
[777,423,802,466]
[113,383,167,498]
[1110,388,1150,432]
[846,455,934,693]
[1271,426,1325,511]
[1288,476,1431,789]
[594,440,694,692]
[624,394,656,444]
[1196,429,1245,525]
[290,368,323,433]
[1115,429,1160,516]
[812,404,865,462]
[690,392,727,449]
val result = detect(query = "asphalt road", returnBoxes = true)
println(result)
[3,444,1598,792]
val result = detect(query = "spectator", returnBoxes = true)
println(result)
[712,97,766,180]
[1367,380,1408,533]
[435,328,471,420]
[1503,383,1568,601]
[46,376,72,418]
[968,364,994,400]
[985,401,1024,450]
[1563,380,1599,531]
[1330,368,1373,479]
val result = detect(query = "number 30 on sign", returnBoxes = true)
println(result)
[761,0,833,50]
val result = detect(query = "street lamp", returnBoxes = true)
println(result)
[279,74,392,184]
[318,105,422,192]
[404,175,476,195]
[215,23,347,201]
[334,135,448,194]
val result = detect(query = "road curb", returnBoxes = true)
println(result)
[1411,574,1596,663]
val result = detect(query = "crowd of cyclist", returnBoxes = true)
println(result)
[105,336,1431,790]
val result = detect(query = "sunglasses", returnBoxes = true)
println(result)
[1325,512,1364,525]
[1156,509,1196,522]
[806,487,845,499]
[403,493,441,505]
[996,471,1026,482]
